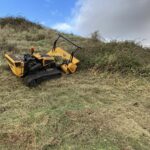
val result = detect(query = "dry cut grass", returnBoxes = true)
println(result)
[0,68,150,150]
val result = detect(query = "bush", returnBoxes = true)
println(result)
[0,17,43,31]
[77,40,150,76]
[0,38,17,51]
[25,32,46,41]
[91,31,101,42]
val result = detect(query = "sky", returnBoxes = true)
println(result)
[0,0,150,47]
[0,0,76,27]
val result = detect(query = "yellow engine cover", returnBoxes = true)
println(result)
[47,47,79,65]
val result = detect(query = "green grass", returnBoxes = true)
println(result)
[0,17,150,150]
[0,70,150,150]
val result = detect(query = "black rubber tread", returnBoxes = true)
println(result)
[24,69,62,87]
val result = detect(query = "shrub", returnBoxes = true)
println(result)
[0,17,43,31]
[91,31,101,42]
[77,40,150,76]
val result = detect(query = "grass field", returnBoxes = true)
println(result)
[0,70,150,150]
[0,17,150,150]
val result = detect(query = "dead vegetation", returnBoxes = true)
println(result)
[0,17,150,150]
[0,17,42,31]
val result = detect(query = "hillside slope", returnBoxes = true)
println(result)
[0,17,150,76]
[0,17,150,150]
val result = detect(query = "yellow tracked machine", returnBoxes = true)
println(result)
[5,34,81,86]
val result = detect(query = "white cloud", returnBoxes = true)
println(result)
[53,0,150,46]
[50,9,62,17]
[41,21,46,25]
[52,23,72,32]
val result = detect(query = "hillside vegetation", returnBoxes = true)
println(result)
[0,17,150,150]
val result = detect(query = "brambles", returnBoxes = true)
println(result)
[77,41,150,76]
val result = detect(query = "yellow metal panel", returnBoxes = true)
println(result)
[47,47,80,65]
[60,63,77,74]
[68,63,77,73]
[33,53,42,59]
[5,54,18,64]
[5,54,24,77]
[61,64,70,74]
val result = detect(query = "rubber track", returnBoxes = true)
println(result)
[24,69,62,87]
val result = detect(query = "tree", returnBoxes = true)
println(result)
[91,30,100,42]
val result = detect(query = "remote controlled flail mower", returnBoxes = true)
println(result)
[5,34,81,86]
